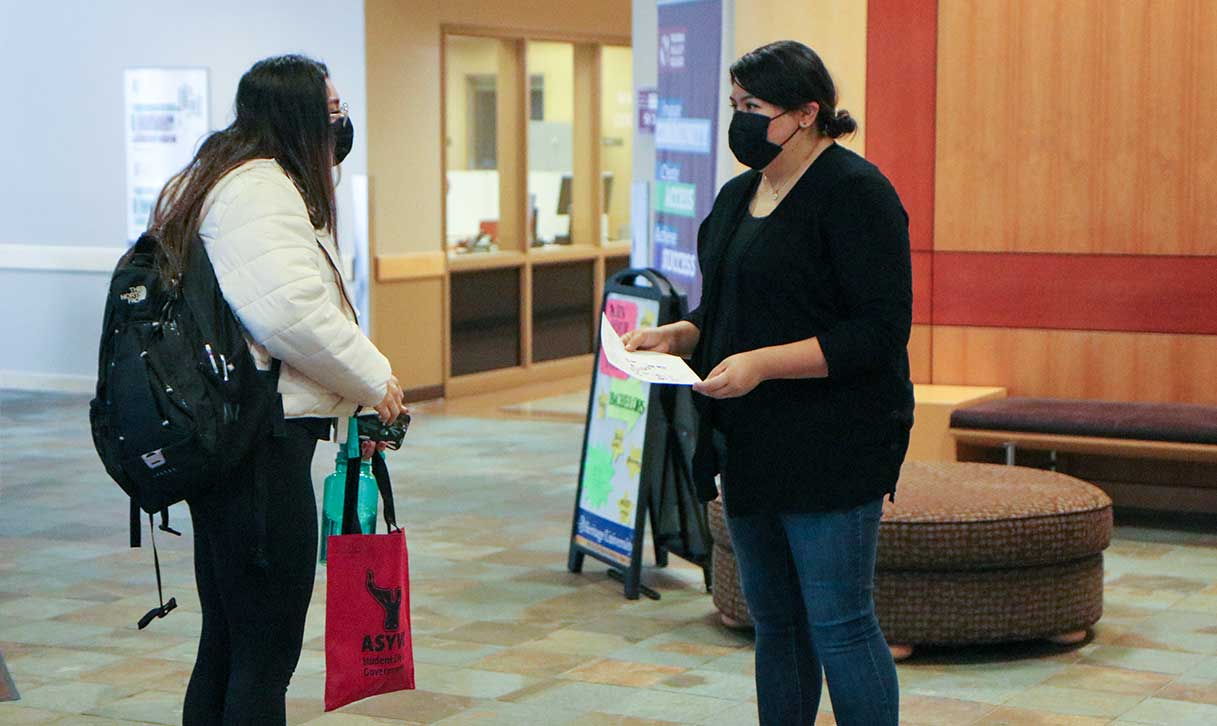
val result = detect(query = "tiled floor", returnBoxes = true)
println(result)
[2,388,1216,725]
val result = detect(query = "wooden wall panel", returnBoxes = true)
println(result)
[932,252,1217,335]
[932,327,1217,405]
[571,44,602,247]
[935,0,1217,255]
[866,0,937,252]
[376,251,447,282]
[911,250,932,325]
[735,0,868,154]
[869,0,935,390]
[371,279,447,393]
[496,38,528,253]
[909,324,931,384]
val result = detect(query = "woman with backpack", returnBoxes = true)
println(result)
[148,54,405,725]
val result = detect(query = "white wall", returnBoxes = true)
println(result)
[0,0,367,390]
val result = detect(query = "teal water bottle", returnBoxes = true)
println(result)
[319,418,379,563]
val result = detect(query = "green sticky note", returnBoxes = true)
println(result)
[582,445,615,509]
[607,378,647,429]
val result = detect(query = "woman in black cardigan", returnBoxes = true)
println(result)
[623,41,910,726]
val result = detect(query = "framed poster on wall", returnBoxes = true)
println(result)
[124,68,209,243]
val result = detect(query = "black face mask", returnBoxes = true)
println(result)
[331,115,354,166]
[728,110,797,170]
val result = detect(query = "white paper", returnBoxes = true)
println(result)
[600,313,702,385]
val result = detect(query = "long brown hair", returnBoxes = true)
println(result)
[149,54,337,281]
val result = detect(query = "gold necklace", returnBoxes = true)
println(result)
[764,176,784,202]
[763,137,830,202]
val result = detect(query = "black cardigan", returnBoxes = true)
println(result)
[685,143,914,514]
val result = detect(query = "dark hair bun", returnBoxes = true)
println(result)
[822,109,857,138]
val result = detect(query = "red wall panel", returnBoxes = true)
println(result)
[912,250,932,324]
[866,0,938,253]
[933,252,1217,335]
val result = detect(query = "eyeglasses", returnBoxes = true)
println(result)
[329,102,349,120]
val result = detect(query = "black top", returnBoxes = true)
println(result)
[290,416,337,441]
[703,213,766,432]
[685,143,914,514]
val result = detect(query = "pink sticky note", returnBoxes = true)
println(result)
[599,299,639,379]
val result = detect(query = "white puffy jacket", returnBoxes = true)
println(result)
[198,158,391,419]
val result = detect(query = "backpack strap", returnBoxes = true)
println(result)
[132,232,159,257]
[136,512,178,629]
[129,498,141,548]
[158,508,181,536]
[315,238,359,322]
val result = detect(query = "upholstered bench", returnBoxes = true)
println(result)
[950,398,1217,514]
[709,462,1113,660]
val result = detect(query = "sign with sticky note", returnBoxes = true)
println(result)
[569,268,713,602]
[573,291,660,569]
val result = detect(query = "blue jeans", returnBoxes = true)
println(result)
[726,498,898,726]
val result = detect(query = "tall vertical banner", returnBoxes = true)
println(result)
[652,0,723,309]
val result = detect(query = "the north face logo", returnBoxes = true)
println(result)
[365,569,401,631]
[120,285,148,304]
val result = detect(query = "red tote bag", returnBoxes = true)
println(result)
[324,453,415,711]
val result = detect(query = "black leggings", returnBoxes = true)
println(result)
[184,419,324,726]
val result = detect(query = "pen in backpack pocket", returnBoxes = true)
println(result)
[204,343,220,376]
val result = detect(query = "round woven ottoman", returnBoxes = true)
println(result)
[709,462,1113,659]
[708,493,752,627]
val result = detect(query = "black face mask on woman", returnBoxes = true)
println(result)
[331,115,354,166]
[727,110,798,170]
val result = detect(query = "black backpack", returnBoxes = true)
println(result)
[89,232,284,626]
